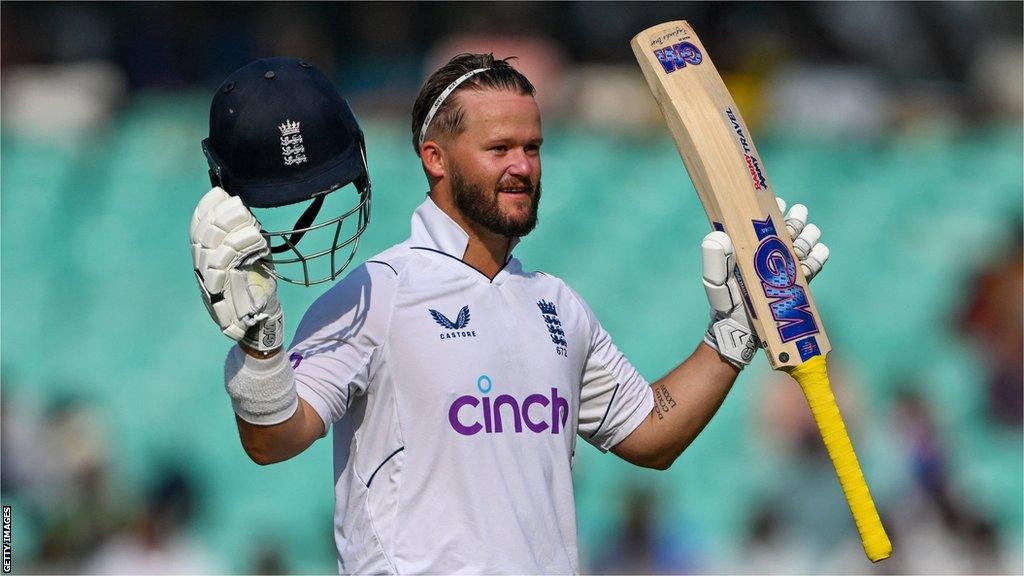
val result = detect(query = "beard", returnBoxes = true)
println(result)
[450,164,541,238]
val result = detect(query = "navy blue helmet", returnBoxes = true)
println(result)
[202,57,370,286]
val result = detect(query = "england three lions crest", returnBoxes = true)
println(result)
[537,300,568,357]
[278,120,307,166]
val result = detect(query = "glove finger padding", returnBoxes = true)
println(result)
[204,224,268,279]
[701,231,741,314]
[783,202,808,240]
[191,187,231,237]
[780,202,827,282]
[801,242,830,281]
[701,231,758,367]
[192,189,247,254]
[190,188,283,352]
[228,226,270,267]
[195,214,263,293]
[792,223,821,260]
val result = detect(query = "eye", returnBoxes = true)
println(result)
[490,145,509,153]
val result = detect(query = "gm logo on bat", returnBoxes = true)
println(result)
[654,41,702,73]
[751,216,821,345]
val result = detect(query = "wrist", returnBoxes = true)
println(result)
[700,339,744,372]
[239,341,282,360]
[224,345,299,425]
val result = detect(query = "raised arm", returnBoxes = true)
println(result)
[191,187,317,463]
[611,343,738,469]
[230,346,325,465]
[613,199,829,468]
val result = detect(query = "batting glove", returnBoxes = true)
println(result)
[190,187,284,353]
[702,197,830,368]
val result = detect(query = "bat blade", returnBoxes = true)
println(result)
[631,20,828,369]
[632,20,892,562]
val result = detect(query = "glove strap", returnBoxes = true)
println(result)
[705,316,757,368]
[240,312,284,353]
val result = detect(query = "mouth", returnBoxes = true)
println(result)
[497,185,533,196]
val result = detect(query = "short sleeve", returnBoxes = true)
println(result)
[571,290,654,452]
[288,261,399,433]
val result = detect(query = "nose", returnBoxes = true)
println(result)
[506,148,538,180]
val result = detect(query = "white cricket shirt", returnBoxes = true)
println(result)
[289,197,654,574]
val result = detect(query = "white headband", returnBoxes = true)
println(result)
[418,67,490,148]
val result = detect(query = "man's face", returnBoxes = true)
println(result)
[444,90,543,238]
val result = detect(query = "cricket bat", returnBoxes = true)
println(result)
[632,21,892,562]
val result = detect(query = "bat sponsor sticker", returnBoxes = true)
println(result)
[725,108,770,191]
[751,216,820,342]
[796,336,822,361]
[653,41,702,73]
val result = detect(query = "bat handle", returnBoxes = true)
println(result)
[785,355,893,562]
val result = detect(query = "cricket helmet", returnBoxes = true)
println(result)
[202,57,370,286]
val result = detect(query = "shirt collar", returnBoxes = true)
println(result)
[410,195,521,258]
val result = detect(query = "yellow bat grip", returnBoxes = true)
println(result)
[784,355,892,562]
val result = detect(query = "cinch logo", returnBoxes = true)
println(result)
[654,41,702,74]
[725,108,769,191]
[448,375,570,436]
[751,217,820,342]
[429,305,477,339]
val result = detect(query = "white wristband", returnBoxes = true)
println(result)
[224,345,299,425]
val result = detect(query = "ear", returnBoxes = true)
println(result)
[420,140,446,180]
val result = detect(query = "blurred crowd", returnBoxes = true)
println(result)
[1,384,293,574]
[6,223,1019,573]
[1,2,1021,140]
[2,388,210,573]
[1,2,1021,574]
[588,224,1024,574]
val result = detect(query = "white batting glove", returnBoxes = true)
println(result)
[190,187,284,353]
[702,197,830,368]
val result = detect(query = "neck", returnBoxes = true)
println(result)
[430,192,511,279]
[463,226,511,279]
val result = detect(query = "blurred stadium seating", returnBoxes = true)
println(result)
[1,2,1021,574]
[3,105,1021,572]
